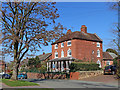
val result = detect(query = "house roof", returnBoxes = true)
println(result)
[103,52,113,60]
[0,60,5,64]
[38,53,52,61]
[108,52,118,59]
[52,31,102,45]
[48,57,75,62]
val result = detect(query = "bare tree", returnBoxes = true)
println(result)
[109,1,120,78]
[109,2,120,55]
[1,2,65,80]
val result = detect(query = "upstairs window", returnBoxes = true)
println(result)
[97,42,100,47]
[67,41,71,46]
[92,50,94,54]
[55,52,58,58]
[61,43,64,48]
[97,49,100,57]
[61,50,64,57]
[67,48,72,56]
[55,44,58,49]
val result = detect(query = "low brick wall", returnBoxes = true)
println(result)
[27,72,67,79]
[70,70,103,80]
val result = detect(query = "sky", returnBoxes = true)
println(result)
[5,2,118,62]
[39,2,117,54]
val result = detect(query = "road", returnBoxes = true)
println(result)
[29,75,118,88]
[1,75,119,89]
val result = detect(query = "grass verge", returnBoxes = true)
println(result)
[2,79,39,87]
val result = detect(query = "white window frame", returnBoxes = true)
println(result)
[67,41,71,46]
[106,60,110,65]
[97,49,100,57]
[92,50,94,54]
[61,50,64,57]
[55,52,58,58]
[61,43,64,48]
[97,60,101,68]
[55,44,58,49]
[67,48,72,57]
[97,42,100,47]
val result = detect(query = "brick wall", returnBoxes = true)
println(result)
[52,39,103,67]
[70,71,103,80]
[27,72,67,79]
[52,41,72,59]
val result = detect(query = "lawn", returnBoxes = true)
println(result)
[2,79,39,87]
[15,89,54,90]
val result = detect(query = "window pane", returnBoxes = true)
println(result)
[67,41,71,46]
[61,43,64,47]
[67,49,72,56]
[61,50,64,57]
[55,44,58,49]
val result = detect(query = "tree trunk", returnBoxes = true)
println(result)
[11,62,19,80]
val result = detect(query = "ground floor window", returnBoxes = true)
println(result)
[106,60,110,66]
[97,60,101,68]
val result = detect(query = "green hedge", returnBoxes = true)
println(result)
[69,62,100,72]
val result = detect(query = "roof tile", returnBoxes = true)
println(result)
[52,31,102,44]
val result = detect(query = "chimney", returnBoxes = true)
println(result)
[81,25,87,33]
[43,52,45,55]
[67,29,72,34]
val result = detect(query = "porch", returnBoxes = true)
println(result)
[47,57,75,72]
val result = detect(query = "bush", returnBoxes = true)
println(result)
[38,65,47,72]
[69,62,100,72]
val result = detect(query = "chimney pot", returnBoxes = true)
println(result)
[43,52,45,55]
[81,25,87,33]
[67,29,72,34]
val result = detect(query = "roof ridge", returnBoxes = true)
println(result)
[52,31,102,45]
[94,33,103,42]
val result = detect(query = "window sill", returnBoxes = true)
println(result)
[67,45,71,47]
[67,55,72,57]
[55,57,58,59]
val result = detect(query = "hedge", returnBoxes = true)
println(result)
[69,62,100,72]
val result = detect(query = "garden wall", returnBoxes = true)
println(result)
[70,70,103,80]
[27,72,67,79]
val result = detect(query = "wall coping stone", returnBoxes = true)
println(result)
[76,70,103,73]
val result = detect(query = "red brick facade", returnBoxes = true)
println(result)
[52,39,103,66]
[51,25,103,67]
[103,60,113,66]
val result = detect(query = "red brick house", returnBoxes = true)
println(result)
[38,53,52,62]
[47,25,103,72]
[103,52,117,66]
[19,53,52,71]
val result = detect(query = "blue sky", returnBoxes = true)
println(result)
[5,2,118,62]
[39,2,117,54]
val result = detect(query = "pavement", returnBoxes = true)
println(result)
[1,75,119,89]
[30,79,118,88]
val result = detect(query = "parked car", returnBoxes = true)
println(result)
[2,74,11,79]
[104,65,117,75]
[18,73,27,79]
